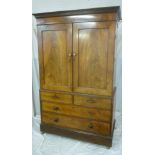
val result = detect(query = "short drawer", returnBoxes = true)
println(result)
[42,102,111,122]
[74,95,112,110]
[40,91,72,104]
[42,112,111,136]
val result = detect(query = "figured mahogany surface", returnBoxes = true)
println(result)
[34,7,120,146]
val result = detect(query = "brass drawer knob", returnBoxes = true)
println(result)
[68,53,72,57]
[53,107,59,111]
[88,123,94,129]
[68,53,72,61]
[73,53,77,60]
[86,99,96,103]
[53,118,59,123]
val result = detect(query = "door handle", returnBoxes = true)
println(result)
[68,53,72,61]
[68,53,72,57]
[73,53,77,57]
[73,53,77,60]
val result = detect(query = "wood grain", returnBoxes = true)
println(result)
[41,123,113,147]
[73,22,116,96]
[74,95,112,110]
[42,101,111,122]
[38,24,72,92]
[35,13,117,25]
[42,112,111,136]
[40,91,72,104]
[35,7,118,146]
[33,6,120,20]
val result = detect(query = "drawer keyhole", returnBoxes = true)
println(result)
[87,99,96,103]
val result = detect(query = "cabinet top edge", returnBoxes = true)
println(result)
[33,6,121,20]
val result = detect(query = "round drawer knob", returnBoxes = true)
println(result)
[53,118,59,122]
[53,107,59,111]
[88,123,94,129]
[52,94,59,99]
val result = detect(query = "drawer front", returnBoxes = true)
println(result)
[74,95,112,110]
[42,112,111,136]
[42,102,111,122]
[40,91,72,104]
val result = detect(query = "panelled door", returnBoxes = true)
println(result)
[73,22,116,96]
[38,24,72,92]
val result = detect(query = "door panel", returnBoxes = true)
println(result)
[73,22,116,96]
[38,24,72,91]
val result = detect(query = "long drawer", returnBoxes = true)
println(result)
[42,101,111,122]
[40,91,72,104]
[74,95,112,110]
[42,112,111,136]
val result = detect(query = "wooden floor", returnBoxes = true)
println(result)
[32,112,122,155]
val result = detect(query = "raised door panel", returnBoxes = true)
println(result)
[38,24,72,92]
[73,22,116,96]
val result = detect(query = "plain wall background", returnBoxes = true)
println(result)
[32,0,122,116]
[32,0,121,13]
